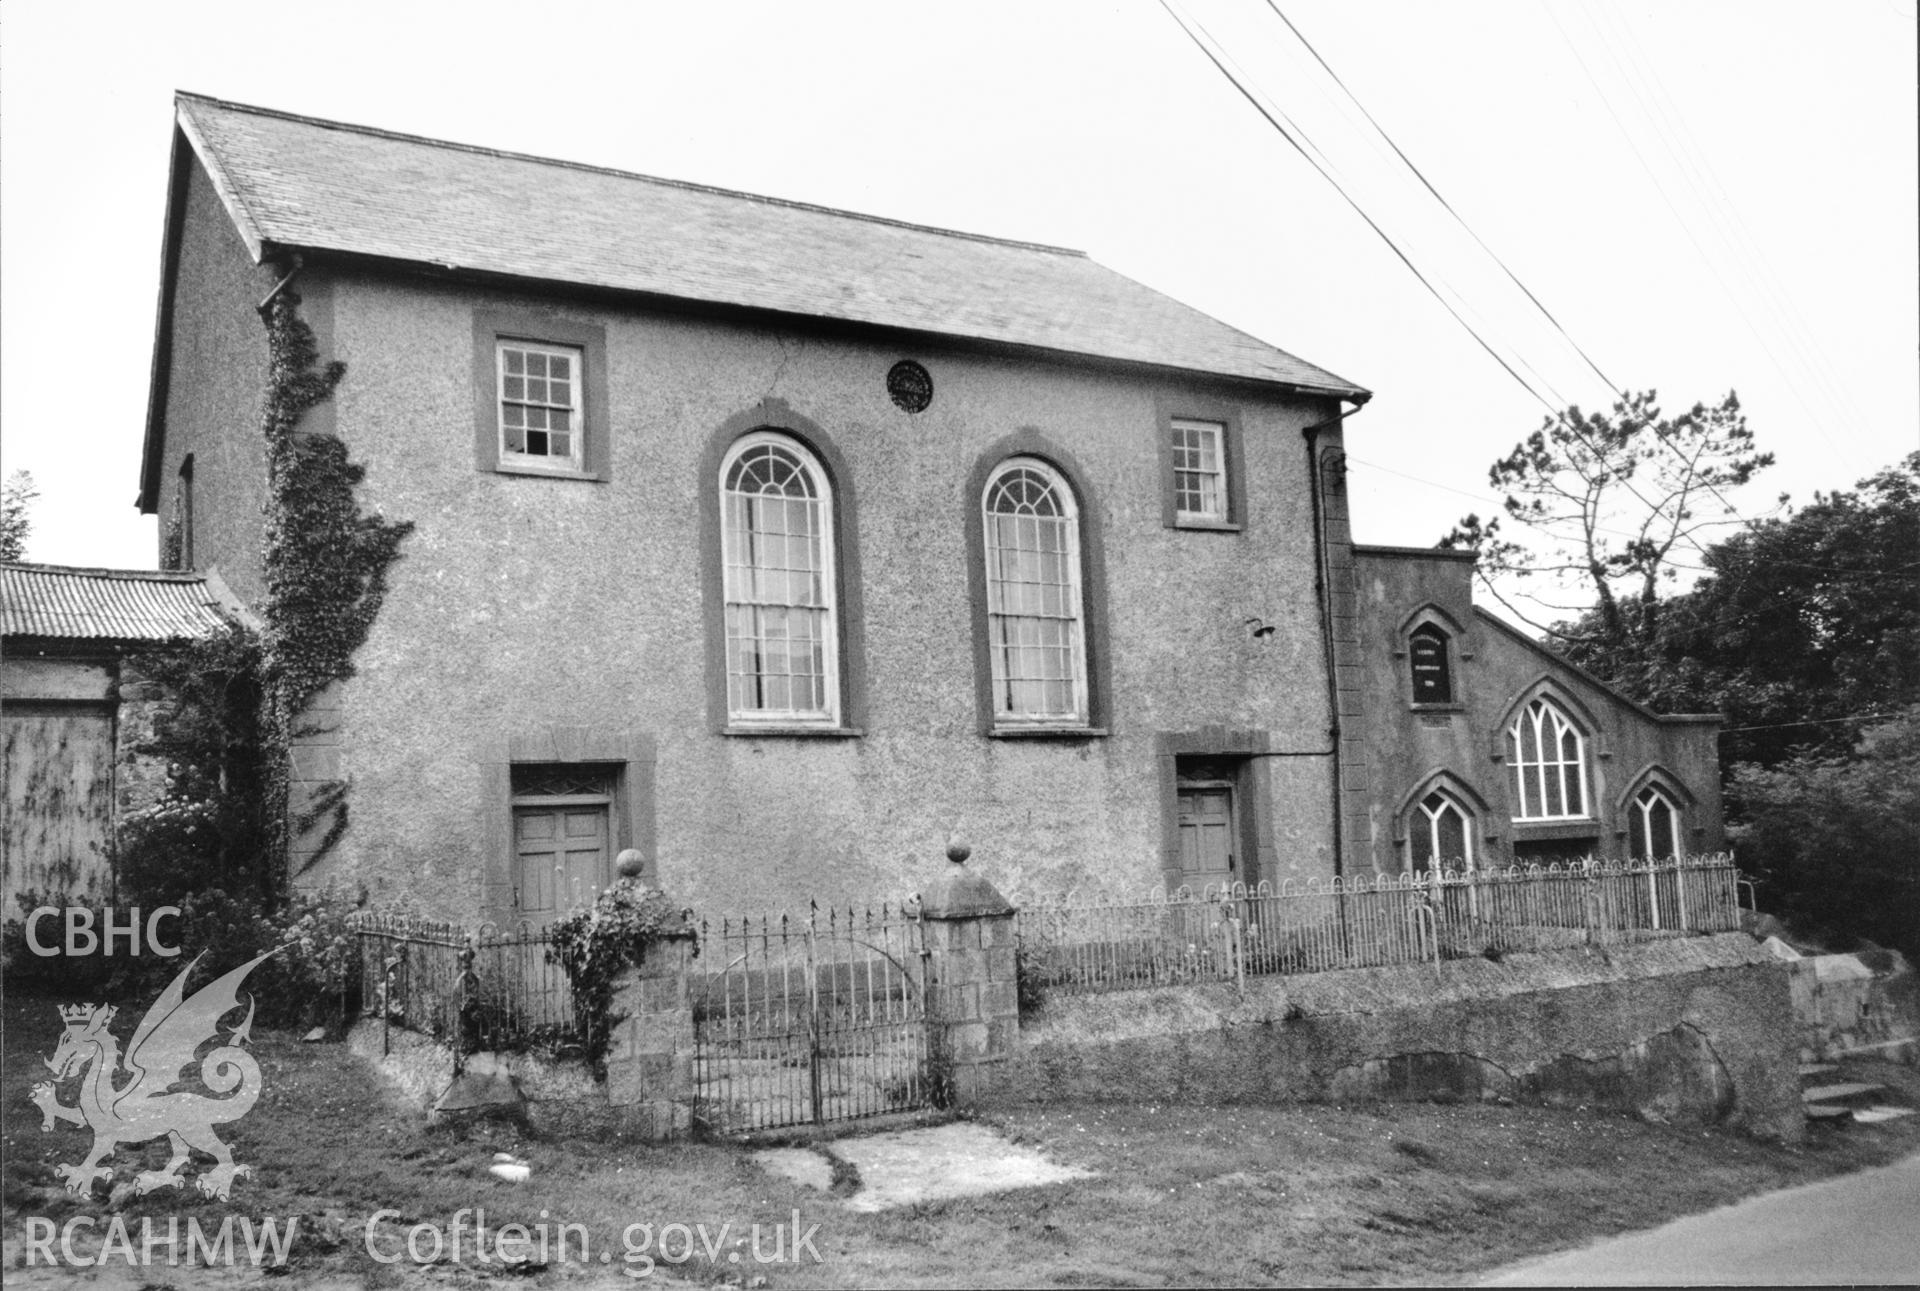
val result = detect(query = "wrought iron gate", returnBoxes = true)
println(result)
[692,903,933,1135]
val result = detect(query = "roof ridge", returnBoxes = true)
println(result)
[1467,605,1720,725]
[1352,543,1477,561]
[3,561,205,582]
[174,91,1091,260]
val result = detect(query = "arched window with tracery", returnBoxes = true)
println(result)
[720,432,839,724]
[1629,785,1681,862]
[982,457,1088,725]
[1507,697,1589,821]
[1408,789,1475,872]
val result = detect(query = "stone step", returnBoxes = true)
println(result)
[1802,1082,1884,1104]
[1804,1103,1853,1121]
[1797,1063,1837,1078]
[1851,1106,1916,1124]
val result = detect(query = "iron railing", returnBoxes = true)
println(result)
[351,914,590,1055]
[691,903,933,1134]
[1016,853,1742,997]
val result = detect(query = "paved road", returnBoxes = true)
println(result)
[1481,1148,1920,1286]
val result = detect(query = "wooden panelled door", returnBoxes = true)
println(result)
[513,803,611,925]
[510,763,617,924]
[1176,779,1238,890]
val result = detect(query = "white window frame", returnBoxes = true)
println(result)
[982,457,1089,727]
[1507,697,1591,822]
[719,431,840,727]
[1169,417,1229,524]
[497,339,585,473]
[1629,785,1681,861]
[1408,789,1475,872]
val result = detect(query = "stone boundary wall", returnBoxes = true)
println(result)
[344,863,1799,1144]
[1781,948,1920,1064]
[344,856,1024,1141]
[346,1019,636,1136]
[348,929,698,1140]
[995,932,1802,1141]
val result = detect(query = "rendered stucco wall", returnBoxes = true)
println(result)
[156,160,275,600]
[291,269,1343,920]
[1002,933,1802,1141]
[1346,549,1725,873]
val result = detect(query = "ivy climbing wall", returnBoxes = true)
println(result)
[258,291,413,887]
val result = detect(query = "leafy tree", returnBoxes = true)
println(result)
[0,470,38,561]
[1731,705,1920,962]
[1452,412,1915,955]
[1558,453,1920,769]
[1441,390,1774,654]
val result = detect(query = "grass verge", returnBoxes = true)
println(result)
[4,984,1916,1287]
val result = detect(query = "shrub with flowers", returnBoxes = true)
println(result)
[2,886,362,1030]
[117,628,272,904]
[117,790,222,887]
[250,887,364,1028]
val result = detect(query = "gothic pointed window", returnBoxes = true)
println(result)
[1629,785,1681,861]
[1409,789,1475,872]
[1409,623,1452,704]
[1507,697,1589,821]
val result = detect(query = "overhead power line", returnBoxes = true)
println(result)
[1153,0,1568,416]
[1346,454,1713,556]
[1346,455,1915,578]
[1264,0,1622,399]
[1260,3,1767,552]
[1718,713,1901,734]
[1541,0,1863,554]
[1158,0,1732,573]
[1248,2,1803,586]
[1554,0,1863,583]
[1565,0,1873,445]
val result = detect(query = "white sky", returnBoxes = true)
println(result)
[3,0,1915,628]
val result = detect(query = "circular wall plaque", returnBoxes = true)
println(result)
[887,360,933,413]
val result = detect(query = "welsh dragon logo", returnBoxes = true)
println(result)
[31,952,270,1201]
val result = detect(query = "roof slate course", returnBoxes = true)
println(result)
[2,564,249,642]
[174,93,1365,397]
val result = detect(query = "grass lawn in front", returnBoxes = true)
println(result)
[5,982,1917,1287]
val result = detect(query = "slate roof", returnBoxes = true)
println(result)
[1,564,252,643]
[172,92,1366,398]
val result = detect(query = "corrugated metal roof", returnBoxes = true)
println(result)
[1,564,245,642]
[174,93,1368,398]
